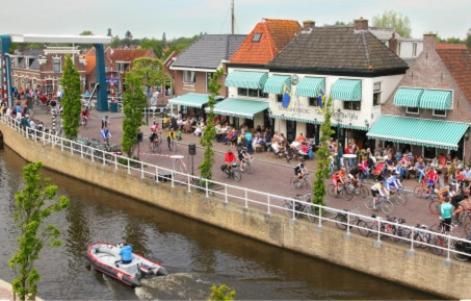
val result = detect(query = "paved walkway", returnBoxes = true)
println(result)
[0,279,43,301]
[28,106,460,237]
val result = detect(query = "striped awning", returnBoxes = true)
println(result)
[419,89,452,110]
[393,88,423,107]
[225,70,268,89]
[296,77,325,97]
[263,75,290,94]
[330,79,362,101]
[367,115,469,150]
[168,93,209,108]
[208,98,269,119]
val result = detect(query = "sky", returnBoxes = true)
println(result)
[0,0,469,40]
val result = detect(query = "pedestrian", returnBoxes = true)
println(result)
[101,115,109,129]
[245,130,253,154]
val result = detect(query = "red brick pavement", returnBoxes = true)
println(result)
[28,107,455,237]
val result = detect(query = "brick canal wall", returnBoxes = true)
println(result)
[1,123,470,299]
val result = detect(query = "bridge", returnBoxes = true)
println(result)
[0,34,111,111]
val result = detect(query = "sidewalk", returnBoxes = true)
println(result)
[0,279,43,301]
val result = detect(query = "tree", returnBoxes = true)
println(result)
[9,162,69,301]
[162,32,167,47]
[107,28,113,37]
[312,96,334,206]
[208,284,236,301]
[467,34,471,49]
[121,72,147,156]
[139,38,164,59]
[61,55,82,139]
[131,57,171,89]
[80,30,94,36]
[199,68,224,180]
[373,10,412,38]
[125,30,133,40]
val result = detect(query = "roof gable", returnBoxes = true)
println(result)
[269,26,408,75]
[437,46,471,102]
[230,18,300,65]
[172,34,246,70]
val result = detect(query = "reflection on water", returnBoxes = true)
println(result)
[0,147,436,300]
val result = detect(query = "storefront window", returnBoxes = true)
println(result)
[343,101,361,111]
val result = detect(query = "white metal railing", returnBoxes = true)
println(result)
[1,114,471,263]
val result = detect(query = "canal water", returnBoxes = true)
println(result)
[0,147,435,300]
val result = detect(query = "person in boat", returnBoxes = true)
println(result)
[119,241,133,264]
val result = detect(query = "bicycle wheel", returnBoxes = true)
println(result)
[342,187,354,201]
[305,206,317,223]
[327,184,339,198]
[463,215,471,236]
[392,194,407,206]
[430,234,446,255]
[428,200,441,216]
[293,178,304,189]
[359,186,370,198]
[335,213,348,230]
[380,200,394,215]
[357,220,371,237]
[233,170,242,182]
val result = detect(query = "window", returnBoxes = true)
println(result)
[52,57,61,73]
[276,94,283,102]
[28,58,35,69]
[343,101,361,111]
[183,71,196,84]
[252,33,262,42]
[413,43,418,57]
[373,82,381,106]
[308,96,319,106]
[433,109,447,117]
[405,107,419,115]
[238,88,266,98]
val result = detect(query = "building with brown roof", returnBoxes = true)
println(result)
[85,47,155,97]
[11,47,86,96]
[375,34,471,161]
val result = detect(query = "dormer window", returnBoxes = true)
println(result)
[252,33,262,42]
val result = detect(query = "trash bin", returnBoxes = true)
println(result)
[110,102,119,112]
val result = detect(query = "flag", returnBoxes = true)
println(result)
[317,95,323,107]
[281,84,291,109]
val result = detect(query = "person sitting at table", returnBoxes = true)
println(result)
[295,132,306,144]
[253,132,264,152]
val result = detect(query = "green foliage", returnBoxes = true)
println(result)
[121,72,147,156]
[208,284,236,301]
[9,162,69,301]
[467,34,471,49]
[199,68,224,180]
[140,38,165,58]
[373,10,412,38]
[61,56,82,139]
[131,57,171,88]
[80,30,94,36]
[312,97,334,206]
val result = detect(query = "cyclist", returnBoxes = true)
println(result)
[294,162,308,180]
[440,195,453,233]
[80,106,89,125]
[371,179,389,205]
[150,121,159,134]
[385,171,402,193]
[223,148,237,174]
[332,168,347,195]
[426,167,439,193]
[237,146,252,172]
[348,166,361,188]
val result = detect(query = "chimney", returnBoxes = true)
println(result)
[303,20,315,30]
[354,17,368,31]
[389,33,398,54]
[423,33,437,50]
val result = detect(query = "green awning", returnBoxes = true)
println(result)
[331,79,362,101]
[209,98,269,119]
[393,88,423,107]
[168,93,209,108]
[296,77,325,97]
[419,89,452,110]
[225,70,268,89]
[263,75,290,94]
[367,115,469,150]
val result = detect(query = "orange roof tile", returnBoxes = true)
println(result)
[230,18,300,65]
[437,43,467,50]
[109,48,155,62]
[437,47,471,102]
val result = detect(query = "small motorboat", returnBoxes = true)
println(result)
[86,242,167,287]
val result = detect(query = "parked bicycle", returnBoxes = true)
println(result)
[283,194,316,222]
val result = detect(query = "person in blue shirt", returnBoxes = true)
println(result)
[440,196,454,233]
[119,241,133,264]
